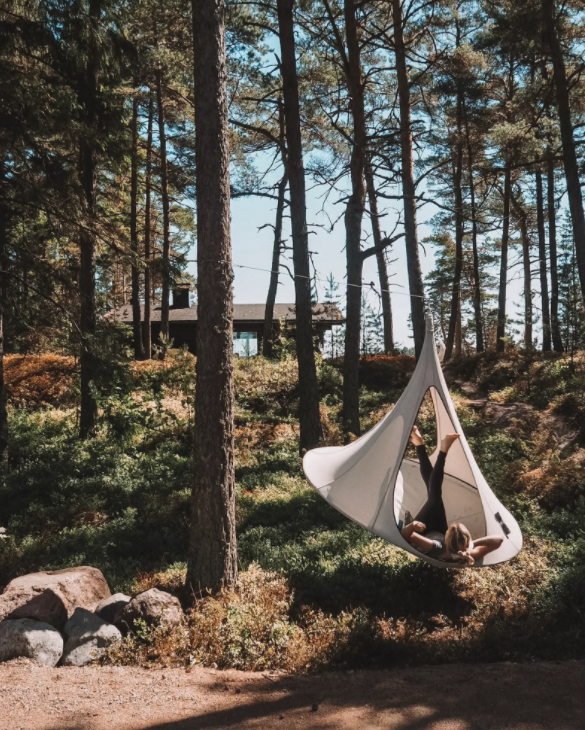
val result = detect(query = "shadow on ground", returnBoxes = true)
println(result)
[37,661,585,730]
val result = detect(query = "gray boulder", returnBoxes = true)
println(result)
[61,607,122,666]
[95,593,130,625]
[0,618,63,666]
[0,566,111,630]
[119,588,183,632]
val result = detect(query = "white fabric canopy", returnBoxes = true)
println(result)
[303,313,522,567]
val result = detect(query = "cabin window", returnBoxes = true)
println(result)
[233,331,258,357]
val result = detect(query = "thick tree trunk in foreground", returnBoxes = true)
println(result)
[464,106,484,352]
[130,92,145,360]
[79,0,101,438]
[0,180,8,463]
[496,167,511,352]
[536,169,551,352]
[277,0,321,450]
[186,0,237,594]
[365,160,394,353]
[392,0,425,357]
[548,153,563,352]
[156,67,171,353]
[543,0,585,303]
[445,97,464,361]
[143,96,154,359]
[340,0,367,438]
[263,169,288,358]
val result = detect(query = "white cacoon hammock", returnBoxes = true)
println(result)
[303,313,522,568]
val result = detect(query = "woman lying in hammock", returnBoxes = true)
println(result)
[401,427,503,565]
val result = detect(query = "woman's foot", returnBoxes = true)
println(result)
[440,433,460,453]
[410,426,425,447]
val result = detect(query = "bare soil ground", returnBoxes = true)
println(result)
[1,660,583,730]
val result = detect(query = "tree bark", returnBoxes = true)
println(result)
[464,103,484,352]
[156,66,171,354]
[263,170,288,358]
[543,0,585,303]
[445,92,464,361]
[515,203,533,350]
[548,152,563,352]
[0,171,8,463]
[391,0,425,357]
[79,0,101,438]
[263,100,288,359]
[143,95,154,358]
[276,0,321,450]
[186,0,237,594]
[536,169,551,351]
[365,159,394,353]
[130,91,145,360]
[339,0,367,438]
[496,167,511,352]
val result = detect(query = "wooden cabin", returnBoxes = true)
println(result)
[108,291,344,356]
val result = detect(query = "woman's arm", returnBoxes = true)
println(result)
[469,536,504,560]
[401,521,437,554]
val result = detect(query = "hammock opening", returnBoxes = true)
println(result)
[394,387,487,557]
[302,312,522,567]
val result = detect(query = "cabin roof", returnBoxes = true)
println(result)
[107,302,344,325]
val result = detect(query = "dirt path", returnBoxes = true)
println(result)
[1,659,583,730]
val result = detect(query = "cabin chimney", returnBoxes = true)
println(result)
[172,286,190,309]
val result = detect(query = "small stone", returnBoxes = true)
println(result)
[95,593,130,625]
[0,618,63,666]
[312,703,319,712]
[118,588,183,633]
[61,607,121,666]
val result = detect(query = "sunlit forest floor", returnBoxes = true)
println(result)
[1,349,585,671]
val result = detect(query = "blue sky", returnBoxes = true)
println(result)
[186,170,529,350]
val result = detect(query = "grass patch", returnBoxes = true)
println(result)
[4,352,585,668]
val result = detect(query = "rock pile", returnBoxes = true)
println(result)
[0,567,184,666]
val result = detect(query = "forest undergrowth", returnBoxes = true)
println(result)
[1,350,585,671]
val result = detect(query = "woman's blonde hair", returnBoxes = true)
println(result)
[445,522,472,555]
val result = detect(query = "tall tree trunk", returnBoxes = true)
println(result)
[496,167,511,352]
[543,0,585,303]
[156,66,171,354]
[445,93,464,361]
[0,175,8,463]
[186,0,237,594]
[263,170,288,358]
[340,0,367,438]
[517,206,533,349]
[264,100,287,359]
[276,0,321,450]
[392,0,425,357]
[79,0,101,438]
[463,104,484,352]
[548,152,563,352]
[365,159,394,353]
[130,91,145,360]
[143,96,154,358]
[536,169,551,351]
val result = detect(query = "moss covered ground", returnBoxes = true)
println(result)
[2,350,585,670]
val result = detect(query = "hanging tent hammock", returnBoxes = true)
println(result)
[303,313,522,567]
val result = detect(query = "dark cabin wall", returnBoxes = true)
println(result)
[145,320,333,356]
